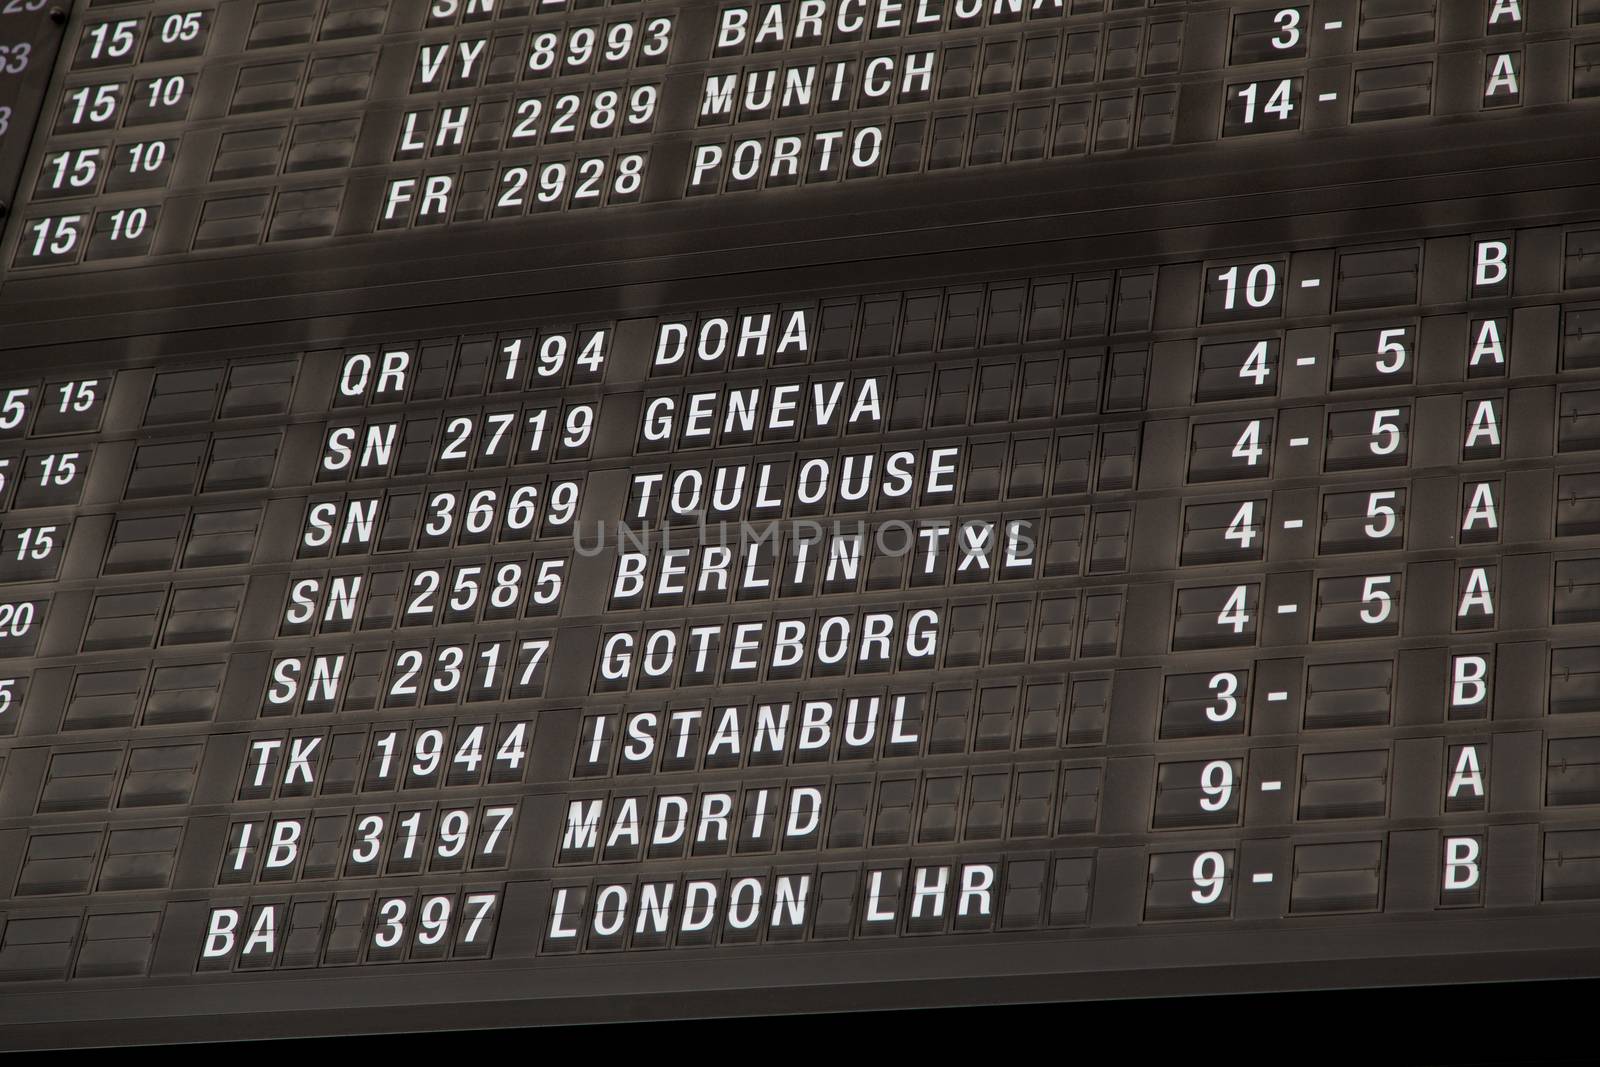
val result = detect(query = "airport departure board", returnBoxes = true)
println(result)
[0,0,1596,1049]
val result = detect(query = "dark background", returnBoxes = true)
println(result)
[157,981,1600,1061]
